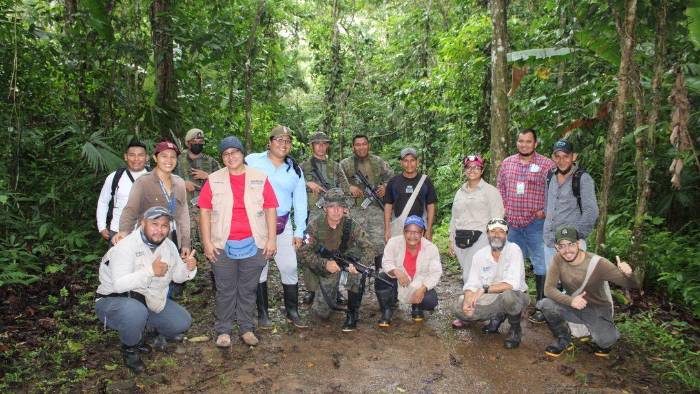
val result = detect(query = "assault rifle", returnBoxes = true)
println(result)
[354,171,384,209]
[317,246,394,288]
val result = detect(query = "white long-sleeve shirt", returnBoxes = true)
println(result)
[96,228,196,313]
[464,241,528,292]
[96,168,148,232]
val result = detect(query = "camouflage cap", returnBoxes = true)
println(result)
[185,128,205,142]
[309,131,331,144]
[323,188,349,208]
[270,125,293,138]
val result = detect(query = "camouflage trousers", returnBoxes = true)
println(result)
[348,205,385,256]
[309,270,362,319]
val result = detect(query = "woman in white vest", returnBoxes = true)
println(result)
[198,136,278,348]
[448,155,504,329]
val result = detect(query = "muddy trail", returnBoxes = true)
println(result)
[70,264,661,394]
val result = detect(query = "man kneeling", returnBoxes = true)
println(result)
[539,226,640,358]
[298,188,375,331]
[95,206,197,373]
[453,218,529,349]
[376,215,442,327]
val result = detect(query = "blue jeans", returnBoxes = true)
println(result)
[95,296,192,346]
[507,219,546,276]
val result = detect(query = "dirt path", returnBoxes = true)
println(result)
[88,268,657,394]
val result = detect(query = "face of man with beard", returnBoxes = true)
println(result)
[516,130,537,157]
[555,240,581,262]
[487,228,507,251]
[141,216,171,246]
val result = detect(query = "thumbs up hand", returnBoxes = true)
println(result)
[571,291,587,310]
[152,255,168,277]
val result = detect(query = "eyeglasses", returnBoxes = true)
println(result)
[465,166,482,172]
[404,230,423,236]
[222,150,242,158]
[555,242,578,251]
[272,137,292,145]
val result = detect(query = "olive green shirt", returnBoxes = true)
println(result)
[174,150,221,203]
[300,157,350,214]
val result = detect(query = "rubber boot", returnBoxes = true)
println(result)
[528,275,547,324]
[336,290,347,306]
[376,289,394,328]
[302,291,315,305]
[256,281,272,329]
[341,291,361,332]
[122,344,145,374]
[481,313,506,334]
[282,284,308,328]
[411,304,424,323]
[544,316,574,357]
[504,314,522,349]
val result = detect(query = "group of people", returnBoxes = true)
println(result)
[94,126,641,373]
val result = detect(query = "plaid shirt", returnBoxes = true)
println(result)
[496,152,554,228]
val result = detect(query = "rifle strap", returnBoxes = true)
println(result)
[339,217,351,254]
[311,157,332,189]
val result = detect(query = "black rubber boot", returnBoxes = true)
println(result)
[282,284,308,328]
[504,314,522,349]
[411,304,424,323]
[122,344,145,374]
[341,291,361,332]
[256,281,272,329]
[376,289,394,328]
[336,290,347,306]
[481,313,506,334]
[529,275,547,324]
[302,291,316,305]
[544,316,574,357]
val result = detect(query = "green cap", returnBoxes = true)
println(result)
[323,188,349,208]
[270,125,293,138]
[309,131,331,144]
[555,226,578,243]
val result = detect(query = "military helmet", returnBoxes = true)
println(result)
[323,188,349,208]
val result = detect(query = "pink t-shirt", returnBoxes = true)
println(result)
[198,174,278,240]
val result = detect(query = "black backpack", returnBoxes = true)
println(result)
[546,166,585,214]
[105,168,135,229]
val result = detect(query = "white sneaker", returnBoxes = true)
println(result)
[215,334,231,348]
[241,331,259,346]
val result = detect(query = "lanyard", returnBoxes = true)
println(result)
[158,179,176,215]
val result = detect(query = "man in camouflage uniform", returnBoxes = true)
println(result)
[174,128,221,247]
[339,134,393,269]
[298,188,375,332]
[300,131,350,305]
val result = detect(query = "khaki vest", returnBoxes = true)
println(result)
[207,166,269,249]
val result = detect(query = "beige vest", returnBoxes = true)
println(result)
[207,166,269,249]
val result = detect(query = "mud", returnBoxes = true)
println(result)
[83,267,657,393]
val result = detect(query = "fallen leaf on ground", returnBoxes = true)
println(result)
[188,336,209,343]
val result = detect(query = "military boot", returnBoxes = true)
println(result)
[544,316,574,357]
[122,344,145,374]
[504,314,522,349]
[528,275,547,324]
[256,281,272,329]
[283,284,308,328]
[376,289,394,328]
[302,291,316,305]
[481,313,506,334]
[341,291,362,332]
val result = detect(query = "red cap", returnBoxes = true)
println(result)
[154,140,180,156]
[463,154,484,168]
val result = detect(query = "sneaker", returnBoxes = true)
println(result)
[241,331,259,346]
[215,334,231,348]
[528,310,547,324]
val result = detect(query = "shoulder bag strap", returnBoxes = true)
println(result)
[571,255,601,297]
[397,174,427,222]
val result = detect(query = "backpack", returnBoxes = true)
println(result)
[546,166,585,214]
[106,168,135,229]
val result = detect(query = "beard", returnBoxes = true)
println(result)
[140,229,167,249]
[518,149,534,157]
[488,236,506,251]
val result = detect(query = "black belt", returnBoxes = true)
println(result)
[96,291,147,307]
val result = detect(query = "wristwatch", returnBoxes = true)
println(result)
[483,284,490,294]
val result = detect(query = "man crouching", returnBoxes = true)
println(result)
[298,188,375,331]
[95,206,197,373]
[452,218,529,349]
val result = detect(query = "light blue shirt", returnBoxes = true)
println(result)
[246,151,308,237]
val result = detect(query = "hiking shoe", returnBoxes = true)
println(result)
[592,344,611,358]
[241,332,259,346]
[452,319,467,329]
[528,309,547,324]
[544,337,575,357]
[215,334,231,348]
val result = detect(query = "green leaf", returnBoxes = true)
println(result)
[687,6,700,50]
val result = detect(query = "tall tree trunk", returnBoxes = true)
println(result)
[595,0,638,249]
[150,0,179,141]
[631,0,666,265]
[242,0,266,152]
[320,0,342,134]
[488,0,509,182]
[477,44,491,151]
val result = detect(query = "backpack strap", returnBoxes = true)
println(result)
[572,167,584,214]
[106,168,133,228]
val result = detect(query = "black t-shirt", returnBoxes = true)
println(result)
[384,173,437,218]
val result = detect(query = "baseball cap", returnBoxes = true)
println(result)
[404,215,426,230]
[552,139,574,154]
[143,206,173,221]
[219,135,245,155]
[400,147,418,160]
[154,140,180,156]
[555,226,579,243]
[270,125,293,139]
[487,218,509,232]
[185,128,205,142]
[463,154,484,168]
